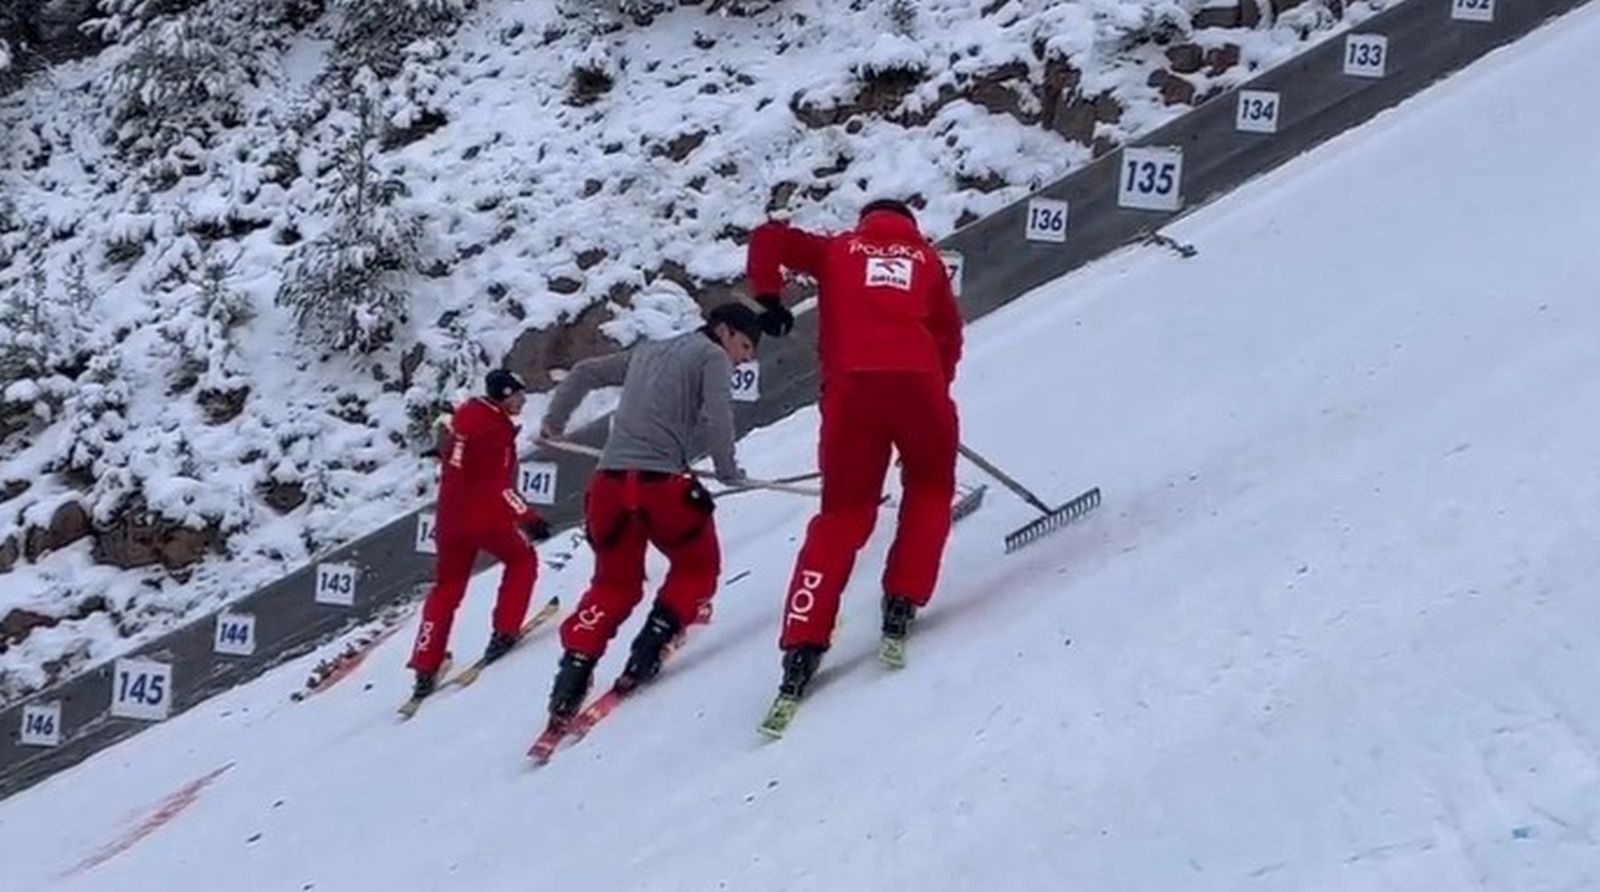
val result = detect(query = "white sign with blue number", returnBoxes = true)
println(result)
[1344,34,1388,78]
[214,612,257,657]
[20,701,62,747]
[731,361,760,403]
[941,251,964,297]
[1452,0,1493,21]
[1235,89,1281,134]
[520,462,559,506]
[111,658,172,721]
[315,562,358,607]
[415,512,437,555]
[1118,146,1184,212]
[1024,197,1069,243]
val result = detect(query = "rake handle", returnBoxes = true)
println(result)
[957,442,1056,516]
[538,438,818,496]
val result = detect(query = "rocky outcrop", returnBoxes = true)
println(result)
[91,505,224,571]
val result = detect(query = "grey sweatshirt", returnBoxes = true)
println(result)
[541,329,744,481]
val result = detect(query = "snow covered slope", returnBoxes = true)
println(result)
[0,0,1380,702]
[5,4,1600,889]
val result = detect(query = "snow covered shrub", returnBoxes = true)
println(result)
[706,0,782,15]
[85,0,210,43]
[333,0,464,78]
[885,0,917,36]
[266,0,327,30]
[402,310,487,444]
[276,86,422,354]
[0,0,41,90]
[0,261,92,438]
[566,34,617,104]
[562,0,671,26]
[106,5,261,160]
[54,350,131,497]
[160,253,254,409]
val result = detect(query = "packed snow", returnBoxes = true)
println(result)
[0,0,1379,703]
[3,3,1598,888]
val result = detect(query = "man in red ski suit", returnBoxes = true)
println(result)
[407,369,551,700]
[537,302,784,723]
[745,198,963,697]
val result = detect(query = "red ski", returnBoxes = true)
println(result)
[528,604,708,764]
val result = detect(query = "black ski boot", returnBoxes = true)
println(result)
[778,645,826,699]
[882,594,918,641]
[620,602,683,689]
[548,651,596,721]
[411,669,438,701]
[482,630,518,666]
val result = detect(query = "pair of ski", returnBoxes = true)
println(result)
[756,633,908,739]
[527,607,709,764]
[397,597,562,719]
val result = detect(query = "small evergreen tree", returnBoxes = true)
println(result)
[0,259,95,434]
[162,252,254,397]
[403,311,486,444]
[332,0,464,78]
[886,0,917,35]
[105,3,262,160]
[276,81,422,354]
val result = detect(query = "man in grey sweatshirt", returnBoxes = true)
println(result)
[538,301,780,724]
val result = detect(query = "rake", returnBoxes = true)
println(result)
[956,442,1101,553]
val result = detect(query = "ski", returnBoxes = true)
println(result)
[398,597,561,720]
[445,597,562,689]
[529,605,708,764]
[756,695,800,739]
[879,636,907,669]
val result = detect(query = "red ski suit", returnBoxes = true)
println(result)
[561,470,719,658]
[408,397,542,675]
[747,210,963,650]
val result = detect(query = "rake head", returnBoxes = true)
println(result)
[1003,486,1102,554]
[951,484,988,524]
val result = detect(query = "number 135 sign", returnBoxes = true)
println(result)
[1118,146,1184,212]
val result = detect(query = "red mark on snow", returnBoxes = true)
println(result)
[62,762,234,878]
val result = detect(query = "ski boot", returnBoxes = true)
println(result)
[548,651,597,722]
[481,630,518,666]
[397,666,442,718]
[779,645,825,699]
[758,645,825,737]
[619,602,683,691]
[880,594,918,668]
[411,668,439,701]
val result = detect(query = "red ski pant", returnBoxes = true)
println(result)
[559,470,721,659]
[780,371,958,651]
[409,523,537,675]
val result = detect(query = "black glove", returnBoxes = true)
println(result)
[521,516,553,542]
[755,294,794,337]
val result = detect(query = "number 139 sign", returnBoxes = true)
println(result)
[730,361,760,403]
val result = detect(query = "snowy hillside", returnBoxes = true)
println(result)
[4,4,1599,888]
[0,0,1379,703]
